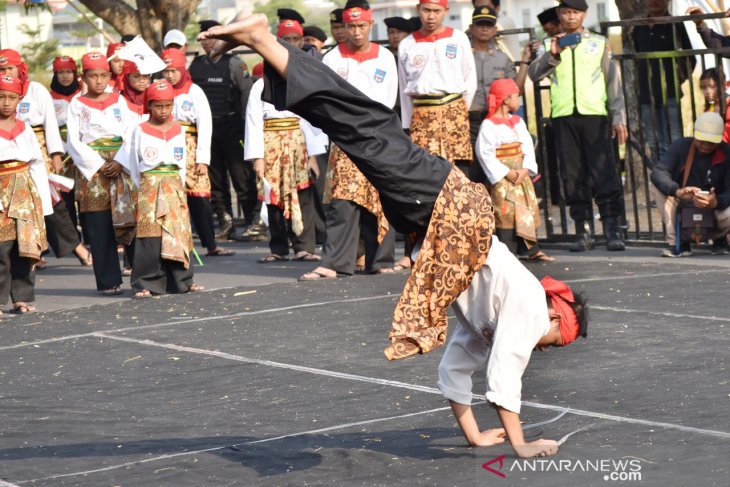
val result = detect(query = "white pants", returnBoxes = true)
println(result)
[437,323,488,406]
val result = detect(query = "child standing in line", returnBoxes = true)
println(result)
[475,78,553,262]
[0,75,53,313]
[115,80,202,298]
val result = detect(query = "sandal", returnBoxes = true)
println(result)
[257,254,289,263]
[133,289,153,300]
[35,257,47,270]
[299,269,337,281]
[375,267,395,274]
[528,251,556,263]
[354,265,366,274]
[187,284,205,293]
[74,248,93,266]
[122,267,132,276]
[98,286,124,296]
[206,247,235,257]
[293,251,321,262]
[12,302,36,314]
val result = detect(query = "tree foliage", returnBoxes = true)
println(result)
[18,23,59,85]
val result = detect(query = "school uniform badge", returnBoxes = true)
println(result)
[143,147,158,161]
[81,108,91,122]
[445,44,458,59]
[373,69,386,83]
[174,147,183,161]
[182,101,193,111]
[113,108,122,122]
[18,102,29,114]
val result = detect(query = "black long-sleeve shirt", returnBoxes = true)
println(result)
[651,137,730,210]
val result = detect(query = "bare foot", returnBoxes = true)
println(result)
[197,13,271,58]
[307,266,336,278]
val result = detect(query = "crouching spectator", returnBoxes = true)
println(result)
[650,112,730,257]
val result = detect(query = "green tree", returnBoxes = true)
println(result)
[18,23,58,85]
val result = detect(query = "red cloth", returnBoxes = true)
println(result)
[81,51,110,72]
[0,75,23,95]
[252,62,264,78]
[161,48,192,95]
[540,276,580,346]
[486,78,519,120]
[145,79,175,103]
[343,7,373,23]
[419,0,448,7]
[0,49,29,96]
[277,20,303,38]
[120,61,146,109]
[53,56,77,73]
[106,42,124,59]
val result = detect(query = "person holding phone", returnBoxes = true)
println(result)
[650,112,730,256]
[528,0,627,253]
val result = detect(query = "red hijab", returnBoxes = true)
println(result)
[120,61,146,114]
[486,78,520,122]
[161,48,192,95]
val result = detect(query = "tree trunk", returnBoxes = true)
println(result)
[613,0,648,203]
[78,0,200,51]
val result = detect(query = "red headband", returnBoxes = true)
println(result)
[487,78,519,119]
[0,49,28,96]
[0,75,22,95]
[106,42,124,59]
[161,48,186,70]
[277,20,304,38]
[82,51,110,72]
[343,7,373,23]
[419,0,448,8]
[53,56,78,73]
[145,79,175,103]
[540,276,580,346]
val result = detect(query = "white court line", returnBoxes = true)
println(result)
[0,480,21,487]
[591,305,730,323]
[566,268,727,283]
[0,294,396,353]
[96,333,730,440]
[17,404,457,484]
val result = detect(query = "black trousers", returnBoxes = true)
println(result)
[45,201,81,258]
[0,240,35,305]
[320,199,395,275]
[263,41,452,236]
[495,228,539,257]
[552,115,623,223]
[83,210,129,291]
[188,195,217,250]
[131,237,194,294]
[468,110,489,186]
[61,189,83,241]
[210,117,260,224]
[267,186,316,256]
[312,152,329,244]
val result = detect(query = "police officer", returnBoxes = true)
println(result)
[190,20,264,241]
[528,0,627,252]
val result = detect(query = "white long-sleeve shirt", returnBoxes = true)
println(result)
[51,90,81,128]
[437,235,550,414]
[171,83,212,165]
[243,78,326,161]
[323,43,398,109]
[16,81,65,155]
[66,92,140,181]
[115,122,187,187]
[0,120,53,215]
[475,117,537,185]
[397,27,476,129]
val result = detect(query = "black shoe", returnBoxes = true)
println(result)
[604,217,626,251]
[711,239,729,255]
[569,220,593,252]
[215,214,234,240]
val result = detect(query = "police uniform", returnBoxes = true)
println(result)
[188,47,258,236]
[528,0,626,251]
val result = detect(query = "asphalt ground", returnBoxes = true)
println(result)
[0,241,728,486]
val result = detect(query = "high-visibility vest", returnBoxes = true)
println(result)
[544,31,608,118]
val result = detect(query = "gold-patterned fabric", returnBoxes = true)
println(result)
[0,162,48,261]
[384,167,495,361]
[110,171,137,245]
[258,118,311,235]
[32,126,54,174]
[410,95,472,164]
[75,138,121,213]
[137,166,192,268]
[324,144,389,244]
[489,142,541,244]
[181,123,211,197]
